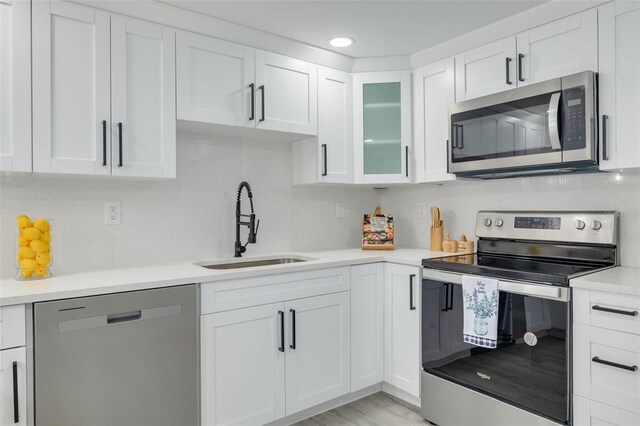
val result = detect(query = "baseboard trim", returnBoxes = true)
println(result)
[265,384,383,426]
[381,382,421,408]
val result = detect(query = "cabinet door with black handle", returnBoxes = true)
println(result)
[0,347,26,426]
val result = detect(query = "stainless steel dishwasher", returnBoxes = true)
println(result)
[34,284,198,426]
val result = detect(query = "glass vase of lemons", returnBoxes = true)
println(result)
[15,215,52,280]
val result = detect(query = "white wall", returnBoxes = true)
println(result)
[381,172,640,267]
[0,132,379,278]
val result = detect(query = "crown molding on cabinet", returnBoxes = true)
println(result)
[352,56,413,73]
[410,0,608,69]
[74,0,355,72]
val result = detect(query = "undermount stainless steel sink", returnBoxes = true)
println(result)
[195,257,311,270]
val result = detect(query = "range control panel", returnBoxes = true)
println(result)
[476,211,619,245]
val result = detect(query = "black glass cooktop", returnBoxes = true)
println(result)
[422,253,607,286]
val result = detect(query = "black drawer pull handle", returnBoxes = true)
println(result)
[107,310,142,324]
[289,309,296,350]
[592,305,638,317]
[409,274,416,310]
[13,361,19,423]
[278,310,285,352]
[249,83,255,121]
[259,85,265,122]
[592,356,638,372]
[102,120,107,166]
[505,57,512,85]
[117,122,123,167]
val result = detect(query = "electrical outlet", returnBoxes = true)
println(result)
[418,203,428,218]
[335,203,349,219]
[105,202,121,225]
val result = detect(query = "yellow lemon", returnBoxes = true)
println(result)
[23,227,42,241]
[33,218,50,233]
[18,246,36,260]
[17,235,29,246]
[19,258,38,273]
[21,268,34,278]
[36,252,50,266]
[30,240,49,253]
[41,232,51,244]
[16,215,31,230]
[34,266,48,278]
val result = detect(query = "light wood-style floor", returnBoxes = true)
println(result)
[294,393,429,426]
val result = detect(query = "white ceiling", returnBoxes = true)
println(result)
[163,0,547,58]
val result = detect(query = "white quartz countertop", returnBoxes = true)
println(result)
[0,248,447,306]
[570,266,640,296]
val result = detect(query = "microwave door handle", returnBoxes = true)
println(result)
[458,125,464,150]
[548,92,562,151]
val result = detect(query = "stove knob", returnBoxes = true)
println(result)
[574,219,586,230]
[591,220,602,230]
[484,218,492,227]
[495,218,504,227]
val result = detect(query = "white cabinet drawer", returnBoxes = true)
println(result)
[574,289,640,335]
[0,305,25,350]
[574,324,640,414]
[574,395,640,426]
[201,267,350,314]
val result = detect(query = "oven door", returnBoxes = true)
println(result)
[421,272,571,424]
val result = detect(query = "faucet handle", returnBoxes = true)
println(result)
[254,219,260,236]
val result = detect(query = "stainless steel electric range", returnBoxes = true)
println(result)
[421,211,619,426]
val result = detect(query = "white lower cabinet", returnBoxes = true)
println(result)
[285,292,351,415]
[384,264,421,397]
[201,289,350,425]
[574,395,640,426]
[0,347,26,426]
[201,304,285,426]
[350,263,384,392]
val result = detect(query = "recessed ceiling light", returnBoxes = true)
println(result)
[329,37,354,48]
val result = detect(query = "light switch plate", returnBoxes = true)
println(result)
[335,203,349,219]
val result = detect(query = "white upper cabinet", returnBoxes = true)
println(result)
[599,1,640,171]
[33,1,175,178]
[516,9,597,86]
[455,37,517,101]
[110,16,176,178]
[255,51,318,135]
[456,9,598,101]
[353,71,412,184]
[414,58,456,183]
[0,0,31,172]
[176,32,254,128]
[317,66,353,183]
[33,1,111,175]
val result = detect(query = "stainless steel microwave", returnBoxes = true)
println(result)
[448,71,598,178]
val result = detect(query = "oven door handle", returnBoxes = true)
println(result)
[548,92,562,151]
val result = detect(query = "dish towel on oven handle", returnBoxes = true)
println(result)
[462,275,499,348]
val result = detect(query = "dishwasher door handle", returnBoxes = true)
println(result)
[107,311,142,324]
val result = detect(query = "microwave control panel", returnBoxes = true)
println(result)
[562,86,586,151]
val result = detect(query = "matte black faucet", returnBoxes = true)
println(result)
[235,181,260,257]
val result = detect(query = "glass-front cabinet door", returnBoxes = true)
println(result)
[354,71,412,184]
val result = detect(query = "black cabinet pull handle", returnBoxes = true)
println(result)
[409,274,416,310]
[442,283,450,312]
[592,305,638,317]
[448,283,454,311]
[592,356,638,372]
[107,310,142,324]
[102,120,107,166]
[405,146,409,178]
[12,361,19,423]
[289,309,296,349]
[602,115,609,161]
[321,144,328,177]
[117,122,123,167]
[249,83,255,121]
[259,85,265,122]
[518,53,525,82]
[505,57,512,85]
[278,310,285,352]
